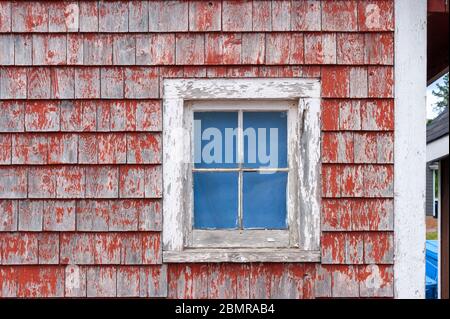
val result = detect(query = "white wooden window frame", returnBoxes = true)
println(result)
[189,100,296,250]
[163,78,321,263]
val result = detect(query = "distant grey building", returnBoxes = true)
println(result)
[426,106,449,299]
[426,108,449,217]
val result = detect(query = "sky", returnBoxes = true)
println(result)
[427,73,448,120]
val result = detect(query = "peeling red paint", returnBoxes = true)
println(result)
[190,1,221,32]
[1,233,38,264]
[16,266,64,297]
[98,133,126,164]
[337,33,365,65]
[321,100,339,131]
[364,232,394,264]
[0,0,398,299]
[322,232,346,264]
[266,33,291,65]
[56,166,85,198]
[322,199,351,231]
[358,1,394,31]
[75,68,100,98]
[322,67,350,97]
[368,67,394,98]
[322,0,358,31]
[322,164,342,198]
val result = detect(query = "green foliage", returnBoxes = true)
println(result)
[426,231,438,240]
[432,73,449,114]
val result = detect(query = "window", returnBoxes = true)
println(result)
[194,109,288,229]
[163,79,321,262]
[430,162,440,218]
[191,102,293,248]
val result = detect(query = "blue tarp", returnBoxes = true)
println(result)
[426,240,438,299]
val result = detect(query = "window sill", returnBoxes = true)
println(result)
[192,229,291,248]
[163,249,321,263]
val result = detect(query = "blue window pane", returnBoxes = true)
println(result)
[243,112,287,168]
[243,172,287,229]
[194,172,239,229]
[194,112,238,168]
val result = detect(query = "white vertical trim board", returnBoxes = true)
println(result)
[437,162,442,298]
[394,0,427,299]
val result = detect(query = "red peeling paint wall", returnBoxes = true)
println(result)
[0,0,395,298]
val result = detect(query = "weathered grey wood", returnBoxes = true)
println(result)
[350,67,368,98]
[332,267,359,298]
[32,34,67,66]
[0,101,24,132]
[359,264,394,297]
[27,68,51,99]
[241,33,265,64]
[287,104,300,247]
[76,200,109,231]
[144,165,162,198]
[249,263,271,298]
[162,98,186,251]
[83,35,112,65]
[272,0,291,31]
[322,33,337,64]
[298,98,322,251]
[163,249,320,263]
[0,167,27,198]
[43,200,76,231]
[50,68,75,99]
[291,0,321,31]
[315,265,332,297]
[100,68,124,99]
[164,78,321,100]
[192,230,289,248]
[0,200,18,231]
[0,35,14,65]
[86,267,117,297]
[377,133,394,164]
[341,100,362,130]
[65,265,87,297]
[148,0,188,32]
[98,1,128,32]
[48,2,79,32]
[270,264,303,299]
[175,34,205,65]
[113,35,136,65]
[183,102,194,247]
[129,1,148,32]
[79,1,99,32]
[138,201,162,231]
[139,264,168,297]
[14,35,32,65]
[18,200,44,231]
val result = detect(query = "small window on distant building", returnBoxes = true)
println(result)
[432,163,440,218]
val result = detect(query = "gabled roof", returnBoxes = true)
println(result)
[427,107,449,143]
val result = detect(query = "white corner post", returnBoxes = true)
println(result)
[394,0,427,298]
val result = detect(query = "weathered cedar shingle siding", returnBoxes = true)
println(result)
[1,0,395,298]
